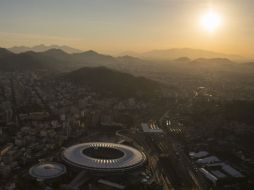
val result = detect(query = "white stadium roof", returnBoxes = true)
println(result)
[29,162,66,180]
[61,142,146,173]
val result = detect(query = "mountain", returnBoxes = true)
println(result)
[117,55,147,64]
[9,44,82,54]
[118,51,141,58]
[191,58,234,65]
[0,51,47,71]
[0,50,68,71]
[244,62,254,66]
[0,48,121,71]
[126,48,242,61]
[0,48,13,58]
[60,66,160,98]
[0,47,247,72]
[73,50,118,65]
[39,48,71,60]
[173,57,192,63]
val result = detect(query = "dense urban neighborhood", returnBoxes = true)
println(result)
[0,56,254,190]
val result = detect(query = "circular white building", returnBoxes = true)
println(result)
[61,142,146,173]
[29,162,66,181]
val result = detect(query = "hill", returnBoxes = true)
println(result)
[73,50,118,65]
[0,49,71,71]
[60,66,160,98]
[0,48,151,72]
[8,44,82,54]
[0,47,249,73]
[191,58,234,65]
[127,48,242,61]
[0,48,13,58]
[0,48,120,71]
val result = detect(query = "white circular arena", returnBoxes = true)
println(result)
[61,142,146,173]
[29,162,66,180]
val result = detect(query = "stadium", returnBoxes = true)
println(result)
[29,162,67,181]
[61,142,146,173]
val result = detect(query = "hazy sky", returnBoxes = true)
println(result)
[0,0,254,56]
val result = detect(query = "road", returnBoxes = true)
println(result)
[159,112,209,190]
[117,112,208,190]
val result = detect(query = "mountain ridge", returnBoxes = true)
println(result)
[123,48,242,61]
[8,44,82,54]
[0,47,250,72]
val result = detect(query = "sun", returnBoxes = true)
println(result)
[200,9,222,32]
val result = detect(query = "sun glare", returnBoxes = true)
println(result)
[200,9,222,33]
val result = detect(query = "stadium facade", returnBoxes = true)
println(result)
[61,142,146,174]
